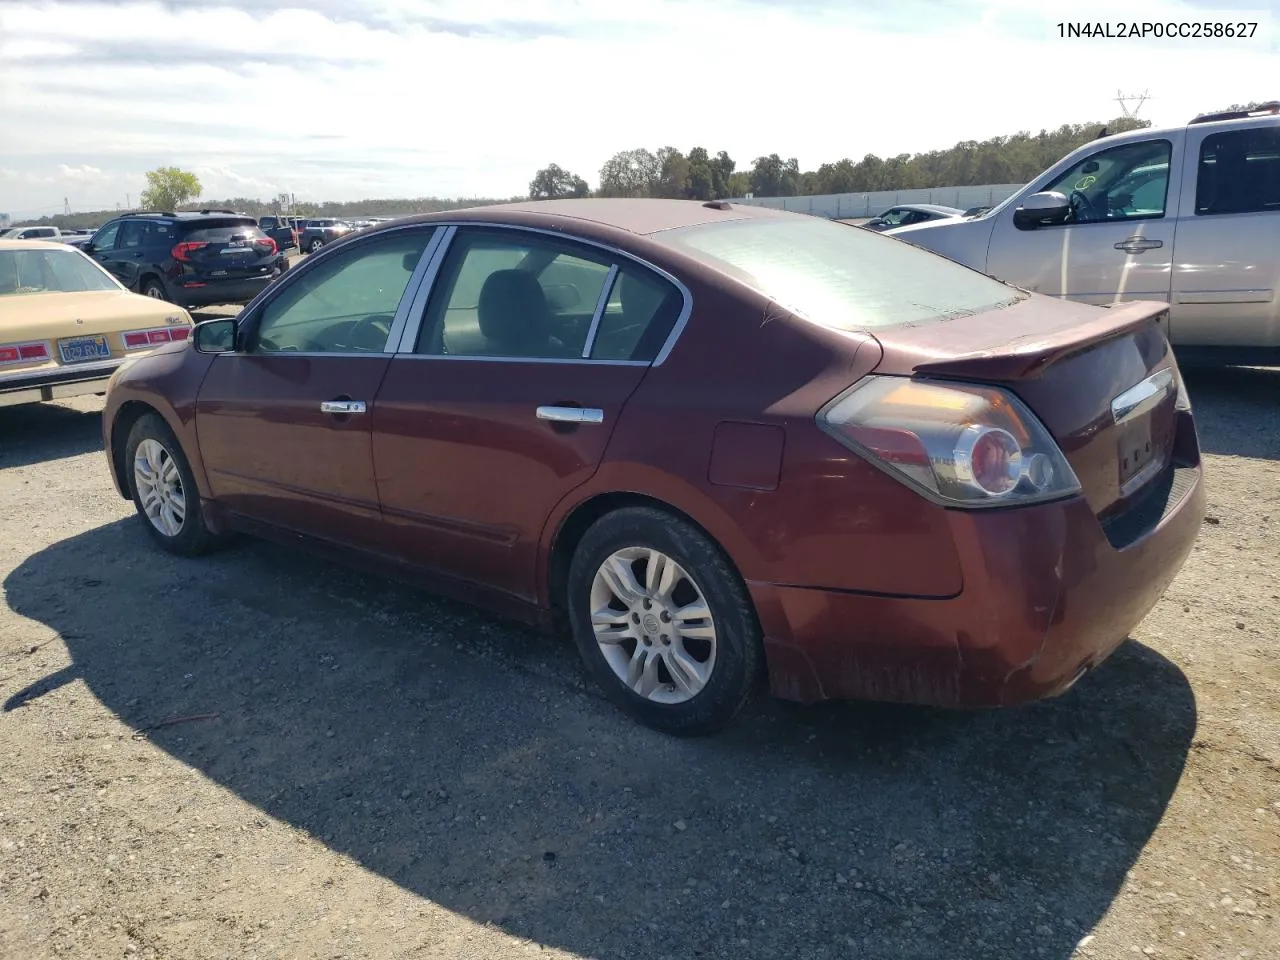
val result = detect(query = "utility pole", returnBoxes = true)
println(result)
[63,197,71,215]
[126,193,132,209]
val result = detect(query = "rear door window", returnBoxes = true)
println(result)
[1195,127,1280,215]
[118,220,147,249]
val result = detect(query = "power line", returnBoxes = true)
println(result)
[1116,89,1151,119]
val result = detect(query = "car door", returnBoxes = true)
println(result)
[986,136,1179,319]
[370,225,686,603]
[85,221,123,279]
[1169,123,1280,347]
[110,219,150,290]
[194,226,439,550]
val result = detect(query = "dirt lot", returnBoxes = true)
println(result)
[1,364,1277,960]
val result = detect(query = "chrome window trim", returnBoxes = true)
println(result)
[394,225,457,354]
[380,228,447,352]
[391,220,693,367]
[230,222,440,356]
[581,263,619,359]
[389,354,649,367]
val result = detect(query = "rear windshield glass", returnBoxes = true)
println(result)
[183,219,266,242]
[0,248,120,295]
[655,217,1022,330]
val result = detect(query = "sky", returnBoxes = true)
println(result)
[0,0,1276,218]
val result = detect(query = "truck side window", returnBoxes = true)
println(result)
[1041,139,1172,225]
[1195,128,1280,216]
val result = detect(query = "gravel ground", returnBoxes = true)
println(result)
[0,364,1277,960]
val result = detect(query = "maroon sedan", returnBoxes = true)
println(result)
[101,199,1205,735]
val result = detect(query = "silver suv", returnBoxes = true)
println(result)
[887,101,1280,365]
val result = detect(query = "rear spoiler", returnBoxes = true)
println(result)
[911,300,1169,381]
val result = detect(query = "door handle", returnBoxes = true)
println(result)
[1115,237,1164,254]
[536,405,604,424]
[320,399,367,415]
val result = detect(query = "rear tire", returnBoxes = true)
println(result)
[308,238,323,253]
[566,507,764,736]
[140,276,167,300]
[124,413,221,557]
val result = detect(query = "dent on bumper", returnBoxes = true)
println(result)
[749,465,1206,708]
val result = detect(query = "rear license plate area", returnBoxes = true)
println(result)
[58,335,111,364]
[1117,414,1165,497]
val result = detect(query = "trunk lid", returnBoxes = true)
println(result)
[0,290,189,368]
[870,296,1180,519]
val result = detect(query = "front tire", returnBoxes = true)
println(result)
[566,507,764,736]
[308,238,323,253]
[124,413,220,557]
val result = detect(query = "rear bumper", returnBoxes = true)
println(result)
[170,273,278,308]
[0,357,123,408]
[749,459,1206,708]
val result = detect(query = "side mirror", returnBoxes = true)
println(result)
[81,242,95,253]
[1013,191,1071,230]
[192,317,237,353]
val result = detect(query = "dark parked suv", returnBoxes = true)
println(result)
[83,210,289,308]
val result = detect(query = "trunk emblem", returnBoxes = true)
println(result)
[1111,368,1174,426]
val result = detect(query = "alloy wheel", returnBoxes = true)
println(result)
[589,547,718,704]
[133,438,186,537]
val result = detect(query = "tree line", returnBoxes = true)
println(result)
[530,116,1155,201]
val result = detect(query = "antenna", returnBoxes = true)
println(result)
[1116,89,1151,119]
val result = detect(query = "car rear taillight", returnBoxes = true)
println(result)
[818,375,1082,507]
[171,241,209,262]
[0,341,51,365]
[253,236,278,256]
[122,325,190,349]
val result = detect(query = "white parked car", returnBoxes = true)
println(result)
[886,101,1280,365]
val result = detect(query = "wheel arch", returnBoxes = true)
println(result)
[542,486,762,619]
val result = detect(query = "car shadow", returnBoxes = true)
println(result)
[0,398,104,469]
[4,519,1196,960]
[1182,365,1280,461]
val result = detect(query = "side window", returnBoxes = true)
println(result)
[589,263,683,362]
[117,220,146,249]
[415,229,613,360]
[91,221,121,250]
[249,229,434,354]
[1196,128,1280,216]
[1042,139,1172,224]
[144,221,175,247]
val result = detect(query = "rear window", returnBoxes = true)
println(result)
[0,248,120,295]
[182,219,266,243]
[655,216,1022,331]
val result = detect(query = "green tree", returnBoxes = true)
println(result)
[139,166,202,211]
[748,154,801,197]
[654,147,691,198]
[597,149,662,198]
[528,163,590,200]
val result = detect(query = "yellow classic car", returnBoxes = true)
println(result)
[0,239,193,408]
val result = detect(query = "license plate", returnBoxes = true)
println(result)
[1117,416,1162,496]
[209,269,228,277]
[58,334,111,364]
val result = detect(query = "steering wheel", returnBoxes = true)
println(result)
[1069,189,1100,223]
[345,314,393,351]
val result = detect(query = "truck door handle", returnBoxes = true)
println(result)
[536,405,604,424]
[1115,237,1164,254]
[320,399,366,415]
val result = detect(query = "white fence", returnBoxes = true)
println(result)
[727,184,1026,219]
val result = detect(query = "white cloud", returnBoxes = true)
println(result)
[0,0,1274,217]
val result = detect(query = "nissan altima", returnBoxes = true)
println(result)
[101,199,1205,735]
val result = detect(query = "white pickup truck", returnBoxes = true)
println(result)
[0,225,92,247]
[886,101,1280,366]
